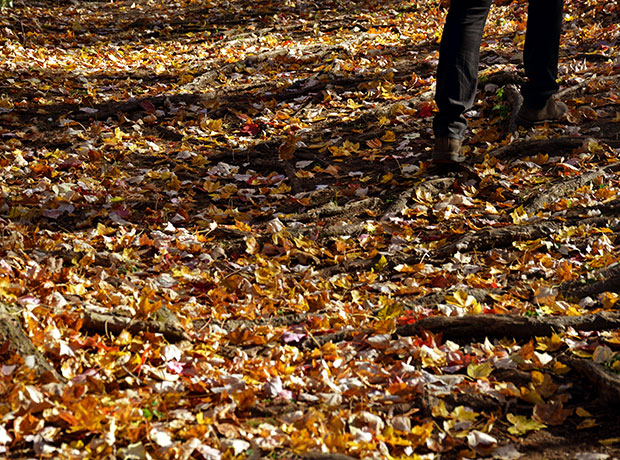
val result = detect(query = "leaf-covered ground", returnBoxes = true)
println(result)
[1,0,620,458]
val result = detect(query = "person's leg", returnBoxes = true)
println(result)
[522,0,564,109]
[433,0,493,141]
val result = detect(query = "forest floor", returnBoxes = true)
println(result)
[1,0,620,459]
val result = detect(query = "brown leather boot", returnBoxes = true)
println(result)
[516,98,568,126]
[432,137,465,164]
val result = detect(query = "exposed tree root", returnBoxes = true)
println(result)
[522,168,609,216]
[317,255,376,277]
[80,308,190,343]
[183,40,360,93]
[302,311,620,349]
[423,391,503,414]
[382,178,456,222]
[503,83,523,134]
[208,311,327,331]
[0,303,65,381]
[402,287,497,309]
[557,74,620,100]
[561,261,620,300]
[287,197,382,223]
[489,137,620,162]
[563,357,620,405]
[70,93,200,122]
[301,453,358,460]
[396,311,620,340]
[433,215,610,259]
[381,188,414,221]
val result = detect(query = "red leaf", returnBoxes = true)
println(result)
[241,121,260,136]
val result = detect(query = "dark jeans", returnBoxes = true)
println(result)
[433,0,564,140]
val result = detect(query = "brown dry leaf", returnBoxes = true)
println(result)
[533,400,572,426]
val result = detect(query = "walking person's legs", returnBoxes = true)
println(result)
[517,0,567,124]
[432,0,567,164]
[433,0,493,163]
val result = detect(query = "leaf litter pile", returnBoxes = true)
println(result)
[1,0,620,458]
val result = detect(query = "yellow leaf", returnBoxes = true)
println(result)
[520,387,544,405]
[168,174,181,191]
[599,437,620,446]
[343,140,360,152]
[446,290,481,313]
[506,413,546,435]
[381,130,396,142]
[531,371,558,398]
[114,127,125,141]
[179,74,194,84]
[137,295,162,318]
[576,407,592,417]
[380,172,394,183]
[467,361,493,379]
[346,99,362,109]
[535,333,563,352]
[0,95,14,109]
[200,118,223,132]
[203,180,221,193]
[452,406,479,422]
[376,302,403,320]
[571,349,592,358]
[235,220,252,232]
[255,267,273,285]
[600,292,619,309]
[410,422,434,446]
[328,145,350,157]
[374,255,388,272]
[510,205,528,225]
[245,236,259,255]
[431,400,449,418]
